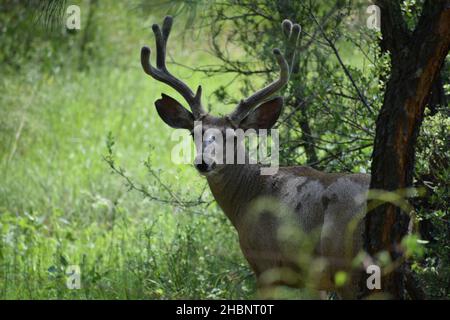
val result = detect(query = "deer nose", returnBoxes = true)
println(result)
[194,157,216,173]
[195,161,210,173]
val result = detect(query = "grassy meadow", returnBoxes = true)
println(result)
[0,1,256,299]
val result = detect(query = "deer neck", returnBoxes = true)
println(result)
[206,163,264,228]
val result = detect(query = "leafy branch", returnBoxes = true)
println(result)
[103,132,212,210]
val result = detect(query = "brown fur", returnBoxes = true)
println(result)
[206,163,370,298]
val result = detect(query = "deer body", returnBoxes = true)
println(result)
[207,162,369,297]
[141,16,369,298]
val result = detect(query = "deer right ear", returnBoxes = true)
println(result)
[239,96,284,130]
[155,94,194,130]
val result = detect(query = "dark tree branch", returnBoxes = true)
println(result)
[310,12,374,116]
[375,0,411,63]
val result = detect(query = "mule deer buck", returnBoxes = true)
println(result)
[141,16,370,298]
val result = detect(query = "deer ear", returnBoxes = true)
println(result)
[239,97,283,130]
[155,94,194,130]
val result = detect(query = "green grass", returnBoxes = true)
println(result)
[0,64,254,300]
[0,3,255,299]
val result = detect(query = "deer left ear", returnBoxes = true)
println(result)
[239,97,284,130]
[155,93,194,130]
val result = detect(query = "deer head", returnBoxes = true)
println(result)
[141,16,300,175]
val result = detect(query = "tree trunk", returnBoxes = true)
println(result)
[361,0,450,299]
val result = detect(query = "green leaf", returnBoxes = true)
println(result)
[334,271,348,287]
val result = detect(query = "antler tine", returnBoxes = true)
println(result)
[282,19,293,38]
[141,16,205,118]
[228,48,290,123]
[282,19,301,73]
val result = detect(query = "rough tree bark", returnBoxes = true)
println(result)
[360,0,450,299]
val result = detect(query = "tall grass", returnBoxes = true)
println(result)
[0,1,254,299]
